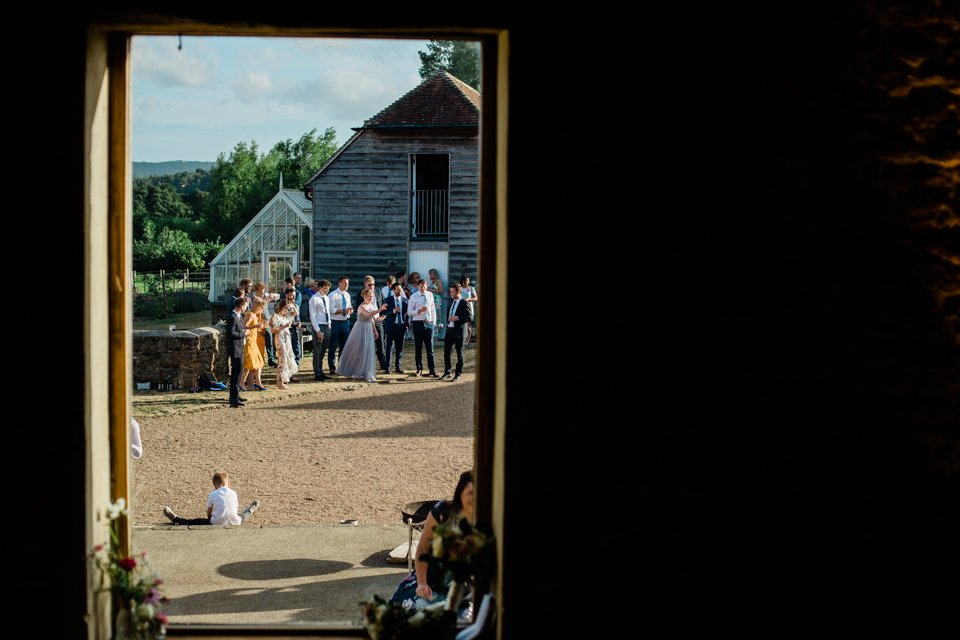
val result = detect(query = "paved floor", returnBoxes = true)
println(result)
[133,524,412,625]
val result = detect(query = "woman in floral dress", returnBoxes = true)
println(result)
[270,300,298,389]
[427,269,445,340]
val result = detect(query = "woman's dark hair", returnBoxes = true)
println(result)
[451,470,474,513]
[460,275,471,285]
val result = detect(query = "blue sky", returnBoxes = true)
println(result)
[132,36,433,162]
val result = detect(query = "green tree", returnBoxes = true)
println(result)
[133,228,222,271]
[132,127,337,271]
[201,127,337,242]
[418,40,480,90]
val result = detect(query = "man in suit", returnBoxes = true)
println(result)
[309,279,332,380]
[328,277,353,374]
[227,296,249,407]
[381,282,409,374]
[441,283,474,381]
[360,275,388,371]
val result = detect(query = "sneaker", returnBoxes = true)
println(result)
[241,499,260,522]
[453,374,462,382]
[163,506,178,522]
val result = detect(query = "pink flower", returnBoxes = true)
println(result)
[118,557,137,571]
[153,578,164,586]
[93,544,104,553]
[144,588,161,605]
[155,612,169,625]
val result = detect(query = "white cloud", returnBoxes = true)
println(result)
[133,38,219,88]
[136,96,172,112]
[233,71,273,102]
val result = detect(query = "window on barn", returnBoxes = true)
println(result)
[410,153,449,239]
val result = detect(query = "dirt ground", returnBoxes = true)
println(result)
[132,343,476,527]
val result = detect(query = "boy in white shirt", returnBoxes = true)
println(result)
[163,470,259,526]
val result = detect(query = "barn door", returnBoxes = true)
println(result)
[262,251,297,295]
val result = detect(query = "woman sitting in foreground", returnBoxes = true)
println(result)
[390,470,474,609]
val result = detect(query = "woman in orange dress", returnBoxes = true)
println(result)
[240,297,266,391]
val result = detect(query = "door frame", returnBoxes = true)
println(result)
[261,250,298,292]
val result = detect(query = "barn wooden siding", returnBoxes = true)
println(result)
[309,130,479,286]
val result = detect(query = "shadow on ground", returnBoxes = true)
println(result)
[218,558,352,580]
[268,381,475,439]
[358,549,398,568]
[170,572,403,621]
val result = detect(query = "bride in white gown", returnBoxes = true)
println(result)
[336,289,388,382]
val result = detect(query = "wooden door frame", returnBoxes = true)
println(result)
[86,20,508,639]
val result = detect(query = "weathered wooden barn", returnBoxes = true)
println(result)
[304,71,479,289]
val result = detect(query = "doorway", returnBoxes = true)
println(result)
[262,251,297,294]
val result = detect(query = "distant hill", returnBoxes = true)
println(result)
[133,161,214,178]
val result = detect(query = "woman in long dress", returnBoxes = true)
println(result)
[240,297,266,391]
[428,269,445,340]
[336,288,387,382]
[270,300,298,389]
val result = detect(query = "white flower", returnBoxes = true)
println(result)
[106,498,127,520]
[136,603,156,620]
[408,611,427,627]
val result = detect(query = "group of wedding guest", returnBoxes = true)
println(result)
[225,270,477,400]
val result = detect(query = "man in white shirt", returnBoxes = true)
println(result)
[327,277,353,375]
[309,279,332,380]
[163,470,259,526]
[408,279,438,377]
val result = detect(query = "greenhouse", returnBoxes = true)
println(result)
[208,180,313,302]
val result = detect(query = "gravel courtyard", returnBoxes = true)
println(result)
[131,348,476,527]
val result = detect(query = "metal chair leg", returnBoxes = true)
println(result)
[407,518,414,572]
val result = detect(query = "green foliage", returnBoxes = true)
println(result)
[136,168,212,194]
[133,228,222,272]
[133,128,337,271]
[418,40,481,90]
[202,127,338,242]
[171,290,208,313]
[134,274,176,319]
[133,160,214,178]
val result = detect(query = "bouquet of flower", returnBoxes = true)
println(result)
[90,498,170,639]
[420,519,496,587]
[360,595,454,640]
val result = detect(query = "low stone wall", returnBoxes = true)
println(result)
[133,326,228,390]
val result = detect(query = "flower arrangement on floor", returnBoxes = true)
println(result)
[361,520,495,639]
[90,498,170,639]
[361,595,455,640]
[421,519,495,588]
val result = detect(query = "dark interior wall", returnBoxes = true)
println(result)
[20,4,958,637]
[15,18,89,640]
[507,4,958,635]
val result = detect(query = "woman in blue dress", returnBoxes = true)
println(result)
[390,471,474,609]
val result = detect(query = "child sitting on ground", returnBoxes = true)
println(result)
[163,470,260,526]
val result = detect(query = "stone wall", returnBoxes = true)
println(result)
[133,326,228,390]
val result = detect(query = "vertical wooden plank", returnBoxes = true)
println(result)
[84,25,112,640]
[107,31,131,556]
[474,34,507,634]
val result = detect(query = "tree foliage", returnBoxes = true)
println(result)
[418,40,480,90]
[132,127,338,271]
[202,127,338,242]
